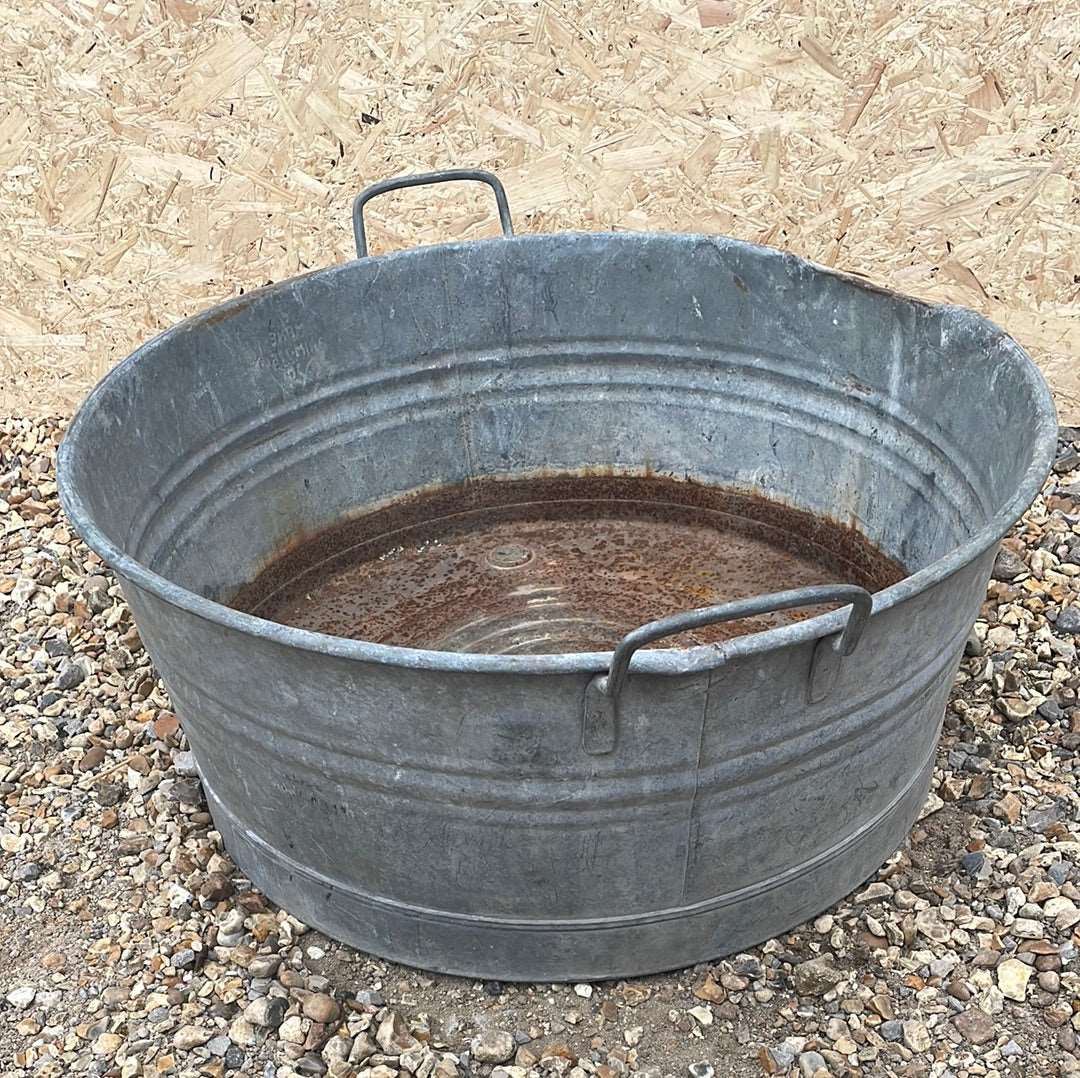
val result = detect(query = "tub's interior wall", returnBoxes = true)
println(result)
[63,234,1045,603]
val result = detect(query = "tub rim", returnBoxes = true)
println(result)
[56,231,1059,677]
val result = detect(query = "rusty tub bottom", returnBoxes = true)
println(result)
[231,474,905,653]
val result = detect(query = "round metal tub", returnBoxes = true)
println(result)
[58,171,1057,980]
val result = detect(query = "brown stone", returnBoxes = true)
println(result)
[1029,881,1059,903]
[618,984,650,1006]
[953,1007,995,1045]
[41,951,66,971]
[375,1011,419,1055]
[540,1044,577,1062]
[302,1022,327,1051]
[301,993,339,1024]
[1044,1003,1072,1028]
[940,775,968,801]
[758,1045,780,1074]
[249,913,277,941]
[693,974,726,1004]
[199,874,234,902]
[868,994,894,1020]
[1019,939,1058,955]
[856,929,888,951]
[153,712,180,739]
[78,746,106,771]
[993,793,1022,824]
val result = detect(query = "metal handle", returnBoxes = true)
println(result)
[582,585,873,755]
[352,169,514,258]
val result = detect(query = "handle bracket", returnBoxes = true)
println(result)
[351,169,514,258]
[581,585,873,756]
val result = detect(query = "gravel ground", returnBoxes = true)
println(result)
[2,415,1080,1078]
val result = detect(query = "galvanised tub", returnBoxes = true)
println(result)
[58,171,1057,980]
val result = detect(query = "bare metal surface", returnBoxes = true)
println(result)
[583,583,873,756]
[351,169,512,258]
[57,173,1057,979]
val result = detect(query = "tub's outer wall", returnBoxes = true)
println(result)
[118,545,990,981]
[58,230,1057,981]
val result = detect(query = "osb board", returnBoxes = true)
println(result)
[0,0,1077,419]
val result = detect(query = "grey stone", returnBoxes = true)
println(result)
[170,778,203,805]
[54,660,86,690]
[793,956,840,996]
[992,548,1027,581]
[768,1044,796,1069]
[247,956,281,978]
[1054,446,1080,473]
[10,577,36,605]
[798,1052,826,1077]
[207,1036,231,1057]
[1027,805,1060,832]
[961,851,985,876]
[470,1030,516,1064]
[348,1033,377,1063]
[172,750,199,776]
[96,784,123,807]
[1056,606,1080,634]
[244,995,288,1029]
[687,1066,714,1078]
[731,954,763,978]
[172,948,198,971]
[353,989,384,1007]
[879,1020,903,1042]
[219,909,245,934]
[1038,698,1063,721]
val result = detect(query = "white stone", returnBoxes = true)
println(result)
[997,958,1033,1002]
[688,1005,713,1027]
[5,986,35,1009]
[279,1015,306,1044]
